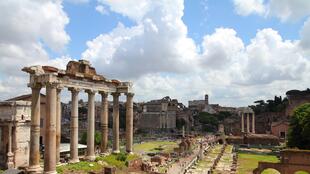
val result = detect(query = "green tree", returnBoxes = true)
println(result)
[176,118,186,129]
[80,131,102,145]
[287,103,310,149]
[197,112,219,132]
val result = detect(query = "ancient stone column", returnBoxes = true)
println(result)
[69,88,80,163]
[252,113,255,133]
[241,113,244,133]
[56,88,62,164]
[44,83,57,174]
[85,90,96,161]
[99,92,109,153]
[28,84,42,173]
[246,113,250,133]
[6,123,14,169]
[126,93,134,153]
[112,93,120,153]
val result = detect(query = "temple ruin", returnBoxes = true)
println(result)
[22,60,134,174]
[238,107,255,133]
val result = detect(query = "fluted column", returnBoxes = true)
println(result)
[112,93,120,153]
[85,90,96,161]
[246,113,250,133]
[44,82,57,174]
[28,84,42,173]
[126,93,134,153]
[252,113,255,133]
[99,92,109,153]
[69,88,80,163]
[241,113,244,133]
[56,88,62,164]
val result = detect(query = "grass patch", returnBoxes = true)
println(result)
[95,153,140,169]
[237,152,279,174]
[56,161,103,174]
[133,141,178,153]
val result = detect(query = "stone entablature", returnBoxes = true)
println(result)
[0,101,31,122]
[22,60,132,94]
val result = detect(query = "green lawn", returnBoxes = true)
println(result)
[237,153,279,174]
[56,153,140,174]
[56,161,103,174]
[133,141,178,154]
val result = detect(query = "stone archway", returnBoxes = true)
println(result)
[253,162,284,174]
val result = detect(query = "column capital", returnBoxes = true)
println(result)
[29,83,42,89]
[45,82,59,88]
[99,91,109,97]
[125,93,134,97]
[68,87,80,94]
[85,89,97,95]
[57,86,64,92]
[111,92,120,97]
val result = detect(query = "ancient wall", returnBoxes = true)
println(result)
[139,113,161,129]
[271,122,289,139]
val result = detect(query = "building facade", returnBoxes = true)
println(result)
[0,101,31,169]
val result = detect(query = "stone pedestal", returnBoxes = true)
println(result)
[112,93,120,153]
[125,93,134,153]
[28,84,43,173]
[85,90,96,161]
[100,92,109,153]
[69,88,80,163]
[44,83,57,174]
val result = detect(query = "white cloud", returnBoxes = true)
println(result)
[233,0,266,16]
[239,28,309,85]
[233,0,310,22]
[66,0,89,4]
[0,0,71,100]
[300,17,310,51]
[95,5,109,15]
[83,0,198,79]
[267,0,310,22]
[97,0,151,22]
[200,28,244,69]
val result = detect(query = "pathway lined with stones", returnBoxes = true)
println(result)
[186,144,223,174]
[213,145,234,174]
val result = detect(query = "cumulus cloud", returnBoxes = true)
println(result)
[83,0,197,79]
[233,0,310,22]
[239,28,309,84]
[200,28,244,69]
[95,5,109,15]
[300,17,310,51]
[233,0,266,16]
[0,0,71,100]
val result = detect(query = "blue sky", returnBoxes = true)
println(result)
[0,0,309,106]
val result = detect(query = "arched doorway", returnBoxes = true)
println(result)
[294,171,310,174]
[261,168,281,174]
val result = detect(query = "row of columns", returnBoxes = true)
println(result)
[27,82,134,174]
[241,113,255,133]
